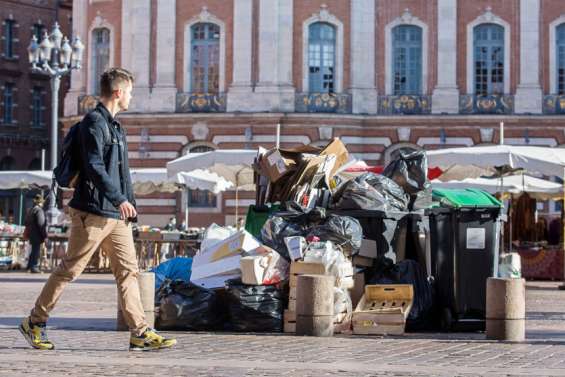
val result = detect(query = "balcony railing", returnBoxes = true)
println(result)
[378,95,431,115]
[78,95,100,115]
[295,92,351,114]
[176,92,226,113]
[459,94,514,115]
[543,95,565,114]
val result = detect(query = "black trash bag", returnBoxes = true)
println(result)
[156,279,224,331]
[260,204,327,259]
[332,173,409,211]
[367,257,436,331]
[225,279,284,332]
[410,186,433,211]
[307,214,363,255]
[383,148,430,196]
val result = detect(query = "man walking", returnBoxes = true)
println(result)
[25,194,47,273]
[19,68,176,351]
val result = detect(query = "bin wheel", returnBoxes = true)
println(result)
[441,308,453,332]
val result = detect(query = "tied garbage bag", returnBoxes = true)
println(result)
[156,280,224,331]
[383,148,430,195]
[306,215,362,255]
[367,257,435,331]
[332,173,409,211]
[151,257,192,292]
[303,241,353,288]
[225,279,284,332]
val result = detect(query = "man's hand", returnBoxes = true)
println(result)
[118,201,137,220]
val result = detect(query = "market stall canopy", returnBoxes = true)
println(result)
[432,174,563,200]
[0,170,52,189]
[130,168,233,195]
[427,145,565,177]
[166,149,257,189]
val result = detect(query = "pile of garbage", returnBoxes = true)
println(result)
[154,140,438,334]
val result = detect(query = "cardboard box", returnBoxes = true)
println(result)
[352,284,414,335]
[359,239,377,259]
[319,138,349,177]
[191,273,240,289]
[353,255,374,268]
[259,149,297,183]
[191,230,261,281]
[289,261,326,287]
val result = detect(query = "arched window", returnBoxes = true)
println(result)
[0,156,16,170]
[187,145,217,207]
[557,24,565,95]
[392,25,422,95]
[308,22,336,93]
[191,23,220,94]
[28,158,41,170]
[474,24,504,96]
[91,28,110,95]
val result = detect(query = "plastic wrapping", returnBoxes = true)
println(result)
[334,287,353,317]
[367,257,435,330]
[151,257,192,291]
[306,215,362,255]
[225,279,284,332]
[332,173,409,211]
[241,246,290,285]
[156,280,224,331]
[200,223,237,252]
[383,148,430,195]
[303,241,352,288]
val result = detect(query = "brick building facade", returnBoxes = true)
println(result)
[0,0,72,222]
[62,0,565,227]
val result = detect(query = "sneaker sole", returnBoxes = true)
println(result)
[18,324,54,350]
[129,342,176,352]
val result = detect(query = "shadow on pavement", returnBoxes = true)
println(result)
[0,277,114,285]
[0,317,116,331]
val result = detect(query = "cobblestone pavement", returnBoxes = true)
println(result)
[0,272,564,376]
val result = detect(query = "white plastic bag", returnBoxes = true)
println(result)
[499,252,521,278]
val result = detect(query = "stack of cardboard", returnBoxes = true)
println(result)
[255,139,349,208]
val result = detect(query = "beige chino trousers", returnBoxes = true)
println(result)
[30,208,148,336]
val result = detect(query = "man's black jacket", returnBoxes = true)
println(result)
[68,103,135,219]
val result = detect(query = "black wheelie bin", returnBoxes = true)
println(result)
[426,188,502,331]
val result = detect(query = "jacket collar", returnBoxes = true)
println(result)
[96,102,118,125]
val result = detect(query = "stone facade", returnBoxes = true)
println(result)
[61,0,565,226]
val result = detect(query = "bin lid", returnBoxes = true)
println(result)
[432,188,502,208]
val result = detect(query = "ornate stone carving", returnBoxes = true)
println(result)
[397,128,411,142]
[191,122,209,141]
[480,128,494,143]
[318,126,333,140]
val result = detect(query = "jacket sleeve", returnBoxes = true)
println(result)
[122,130,136,207]
[79,113,128,208]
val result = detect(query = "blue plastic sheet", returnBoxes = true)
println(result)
[151,257,193,290]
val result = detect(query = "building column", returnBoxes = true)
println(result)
[350,0,378,114]
[227,0,254,111]
[515,0,542,113]
[63,0,88,116]
[432,0,459,114]
[121,0,151,112]
[151,0,177,112]
[254,0,295,112]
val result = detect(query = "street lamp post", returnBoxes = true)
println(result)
[27,22,84,224]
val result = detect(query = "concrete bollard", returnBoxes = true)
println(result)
[486,277,526,342]
[296,274,334,337]
[117,272,155,331]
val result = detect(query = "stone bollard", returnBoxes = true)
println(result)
[486,277,526,342]
[296,274,334,337]
[117,272,155,331]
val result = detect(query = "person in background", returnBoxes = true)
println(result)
[25,194,47,273]
[164,217,177,231]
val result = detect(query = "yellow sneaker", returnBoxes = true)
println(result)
[129,328,177,351]
[19,317,55,350]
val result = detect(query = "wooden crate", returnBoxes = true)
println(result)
[352,284,413,336]
[289,261,326,287]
